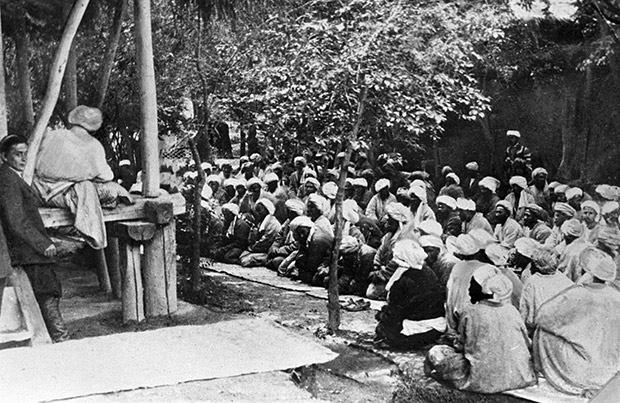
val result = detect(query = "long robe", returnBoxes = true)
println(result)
[519,272,573,334]
[534,284,620,395]
[428,300,536,394]
[445,260,485,332]
[557,239,591,282]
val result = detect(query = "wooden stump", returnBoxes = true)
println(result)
[104,234,122,300]
[143,221,177,317]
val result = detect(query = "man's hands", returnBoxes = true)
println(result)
[44,244,57,257]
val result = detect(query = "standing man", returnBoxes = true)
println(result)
[504,130,532,181]
[0,135,69,342]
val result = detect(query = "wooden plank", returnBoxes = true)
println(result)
[119,241,144,323]
[9,268,52,345]
[94,248,111,293]
[39,193,186,228]
[164,220,177,313]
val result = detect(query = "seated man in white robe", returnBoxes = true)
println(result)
[534,247,620,397]
[33,106,132,249]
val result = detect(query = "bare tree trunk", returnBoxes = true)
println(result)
[195,18,212,162]
[23,0,91,185]
[134,0,160,196]
[95,0,128,109]
[63,44,78,111]
[15,30,34,133]
[0,8,8,140]
[188,138,205,292]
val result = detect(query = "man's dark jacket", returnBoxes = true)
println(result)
[0,163,54,266]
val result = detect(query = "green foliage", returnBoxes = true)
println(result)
[220,0,514,152]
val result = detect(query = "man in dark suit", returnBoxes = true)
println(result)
[0,135,68,342]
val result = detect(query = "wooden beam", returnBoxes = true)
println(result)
[109,221,156,242]
[143,221,177,317]
[39,193,186,228]
[134,0,160,197]
[0,7,8,140]
[22,0,91,185]
[9,268,52,345]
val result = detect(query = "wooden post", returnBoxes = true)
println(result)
[119,240,144,323]
[134,0,160,197]
[143,221,177,317]
[94,249,112,293]
[111,220,157,323]
[15,30,35,133]
[0,7,8,140]
[22,0,91,185]
[104,235,122,299]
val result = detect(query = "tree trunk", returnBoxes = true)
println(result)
[63,44,78,111]
[22,0,91,185]
[0,8,8,140]
[15,30,34,134]
[188,138,205,292]
[195,18,211,163]
[134,0,160,197]
[94,0,128,109]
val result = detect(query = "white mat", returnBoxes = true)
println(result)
[206,261,387,311]
[0,318,338,402]
[504,378,588,403]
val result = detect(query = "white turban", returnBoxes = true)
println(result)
[201,162,213,171]
[322,182,339,200]
[304,177,320,189]
[352,178,368,188]
[452,234,480,256]
[235,178,247,188]
[514,237,539,259]
[469,228,496,249]
[375,178,391,192]
[308,193,330,215]
[223,178,236,188]
[581,200,600,216]
[596,184,616,201]
[418,220,443,238]
[565,187,583,200]
[289,216,315,232]
[479,176,500,193]
[506,130,521,138]
[509,176,528,190]
[436,195,457,210]
[386,202,412,223]
[302,167,317,178]
[554,184,569,194]
[446,172,460,185]
[495,200,513,215]
[531,167,548,179]
[560,218,583,238]
[256,198,276,215]
[392,239,427,269]
[602,201,620,215]
[481,273,513,304]
[456,198,476,211]
[485,244,509,266]
[247,177,264,188]
[221,203,239,216]
[409,184,427,203]
[206,174,221,184]
[465,161,479,171]
[263,172,279,184]
[580,246,617,282]
[418,235,443,249]
[554,202,576,217]
[472,264,501,288]
[285,199,305,215]
[342,199,360,224]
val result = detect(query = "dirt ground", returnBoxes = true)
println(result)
[56,257,528,403]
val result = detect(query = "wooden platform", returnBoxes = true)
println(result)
[39,192,186,228]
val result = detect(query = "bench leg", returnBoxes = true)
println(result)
[104,236,122,300]
[119,241,144,323]
[143,221,177,318]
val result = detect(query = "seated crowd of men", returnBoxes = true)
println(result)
[179,136,620,397]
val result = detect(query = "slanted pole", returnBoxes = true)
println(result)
[22,0,90,185]
[134,0,159,197]
[0,7,8,140]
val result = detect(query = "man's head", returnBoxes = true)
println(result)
[531,167,548,188]
[561,219,583,245]
[522,205,541,228]
[221,203,240,223]
[581,201,600,228]
[68,105,103,132]
[456,198,476,222]
[285,199,305,221]
[290,216,315,244]
[264,173,279,193]
[0,135,28,172]
[494,201,512,225]
[221,163,232,178]
[506,130,520,146]
[419,235,443,267]
[436,195,456,217]
[553,203,576,228]
[375,178,391,200]
[254,198,274,222]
